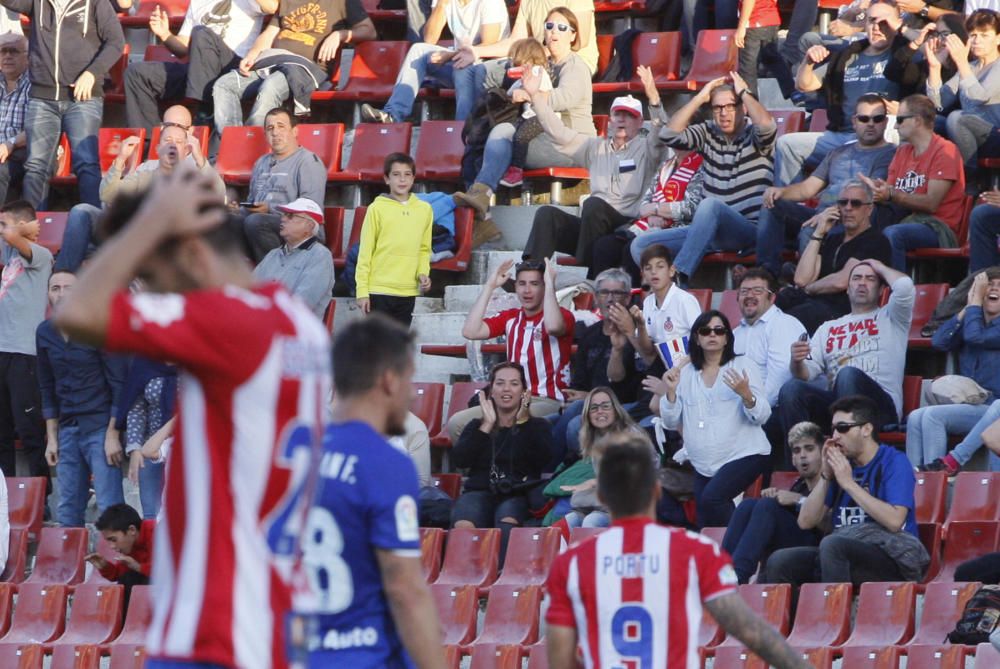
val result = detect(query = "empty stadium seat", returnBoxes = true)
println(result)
[784,582,852,649]
[420,527,444,584]
[473,584,543,646]
[840,645,902,669]
[915,471,948,525]
[466,643,522,669]
[0,584,68,644]
[296,123,346,179]
[108,586,152,649]
[908,284,950,348]
[919,521,943,583]
[8,478,48,540]
[495,528,560,588]
[718,584,791,648]
[808,108,829,133]
[35,212,68,256]
[905,645,967,669]
[431,206,475,272]
[435,528,500,589]
[330,123,412,183]
[526,643,548,669]
[881,375,923,444]
[48,644,101,669]
[0,583,13,638]
[315,41,410,103]
[663,30,737,91]
[148,125,210,161]
[712,647,769,669]
[431,382,484,448]
[772,110,806,137]
[322,206,346,257]
[909,581,981,646]
[431,474,462,500]
[592,32,682,94]
[841,581,915,647]
[430,584,478,646]
[798,648,834,669]
[333,206,365,270]
[937,521,1000,583]
[102,45,131,105]
[24,528,87,587]
[944,473,1000,529]
[568,527,607,546]
[718,289,742,327]
[0,529,27,583]
[48,583,123,649]
[107,644,146,669]
[215,126,269,185]
[0,644,42,669]
[412,383,445,438]
[687,288,713,313]
[414,120,465,182]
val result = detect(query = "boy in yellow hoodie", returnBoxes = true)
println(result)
[356,153,434,327]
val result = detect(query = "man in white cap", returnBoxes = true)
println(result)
[253,197,334,319]
[520,66,670,277]
[253,197,333,319]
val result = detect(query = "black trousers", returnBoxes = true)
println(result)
[955,552,1000,584]
[124,26,240,131]
[0,353,48,479]
[0,149,26,205]
[523,198,632,275]
[371,294,416,328]
[591,233,641,285]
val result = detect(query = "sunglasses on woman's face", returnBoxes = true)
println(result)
[544,21,574,32]
[697,326,727,336]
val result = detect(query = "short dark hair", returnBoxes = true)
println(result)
[383,152,416,177]
[967,8,1000,32]
[855,94,888,113]
[737,267,777,293]
[97,189,251,259]
[49,269,75,283]
[901,94,937,126]
[597,434,658,517]
[688,309,736,370]
[515,259,545,278]
[264,107,297,127]
[95,503,142,533]
[829,394,879,431]
[1,199,35,223]
[639,243,673,269]
[332,313,414,397]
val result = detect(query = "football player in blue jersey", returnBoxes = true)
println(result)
[292,314,445,669]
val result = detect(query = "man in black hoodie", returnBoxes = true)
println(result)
[0,0,125,209]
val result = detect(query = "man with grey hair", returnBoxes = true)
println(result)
[775,179,893,334]
[0,33,29,204]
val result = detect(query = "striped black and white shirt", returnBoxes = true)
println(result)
[661,120,776,222]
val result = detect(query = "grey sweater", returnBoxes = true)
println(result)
[248,146,327,213]
[253,237,334,318]
[927,57,1000,126]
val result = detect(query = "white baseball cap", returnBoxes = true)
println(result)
[610,95,643,119]
[276,198,324,224]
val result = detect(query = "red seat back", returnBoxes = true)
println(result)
[419,527,444,584]
[526,644,548,669]
[593,115,609,137]
[914,470,947,525]
[105,44,131,98]
[632,32,682,84]
[24,528,87,586]
[444,382,484,427]
[7,478,46,541]
[920,521,943,583]
[808,108,829,132]
[945,473,1000,528]
[148,125,210,161]
[36,212,68,256]
[338,41,410,99]
[431,473,462,500]
[108,644,146,669]
[911,581,981,646]
[910,284,949,341]
[939,521,1000,582]
[0,529,27,583]
[322,206,345,256]
[474,584,543,646]
[768,471,800,491]
[905,645,966,669]
[712,646,769,669]
[772,110,806,137]
[430,583,478,646]
[297,123,345,178]
[54,583,123,646]
[0,582,14,638]
[415,121,465,181]
[215,126,269,184]
[1,583,69,643]
[495,528,560,588]
[115,585,153,646]
[467,644,522,669]
[683,30,737,87]
[435,528,500,589]
[718,584,791,647]
[49,644,101,669]
[100,128,147,173]
[596,34,614,80]
[785,582,852,648]
[842,581,915,647]
[343,123,412,181]
[840,646,902,669]
[143,44,188,64]
[568,527,607,546]
[0,644,43,669]
[411,382,445,438]
[718,289,741,327]
[687,288,712,313]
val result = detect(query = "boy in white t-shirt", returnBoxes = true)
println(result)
[635,243,703,366]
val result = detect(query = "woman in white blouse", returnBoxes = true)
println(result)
[644,309,772,529]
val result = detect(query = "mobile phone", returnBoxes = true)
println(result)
[239,201,256,208]
[798,332,812,360]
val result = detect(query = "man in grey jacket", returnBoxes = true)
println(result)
[0,0,125,209]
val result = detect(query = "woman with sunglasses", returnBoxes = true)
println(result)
[644,310,771,529]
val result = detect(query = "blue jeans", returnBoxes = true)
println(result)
[722,497,820,583]
[564,509,609,528]
[778,367,899,440]
[54,203,102,273]
[384,43,481,122]
[756,199,817,276]
[477,122,515,190]
[969,204,1000,273]
[24,98,102,209]
[212,70,290,134]
[774,129,854,187]
[630,226,688,266]
[906,401,1000,467]
[56,423,124,528]
[672,199,759,277]
[883,220,940,271]
[549,399,584,468]
[139,458,165,519]
[694,453,771,528]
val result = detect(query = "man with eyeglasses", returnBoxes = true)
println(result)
[0,34,28,205]
[760,395,925,589]
[776,0,906,187]
[859,93,965,270]
[756,93,896,278]
[779,257,913,444]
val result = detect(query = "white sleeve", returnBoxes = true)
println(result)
[177,6,196,38]
[480,0,508,25]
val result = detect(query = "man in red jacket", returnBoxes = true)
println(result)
[85,503,153,611]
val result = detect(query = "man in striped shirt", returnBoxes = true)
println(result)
[447,257,574,442]
[628,72,776,287]
[545,433,810,669]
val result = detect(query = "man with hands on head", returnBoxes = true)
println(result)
[448,257,573,443]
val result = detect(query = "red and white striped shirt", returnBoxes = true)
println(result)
[106,283,331,669]
[546,517,738,669]
[484,307,575,402]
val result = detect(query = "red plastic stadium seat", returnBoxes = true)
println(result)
[48,644,101,669]
[23,528,87,587]
[592,32,682,94]
[881,375,923,444]
[944,473,1000,529]
[215,126,269,185]
[472,584,543,646]
[663,30,737,91]
[785,583,852,649]
[0,584,68,643]
[330,123,412,183]
[430,584,478,646]
[142,44,188,65]
[525,643,547,669]
[909,581,981,646]
[699,606,724,650]
[687,288,713,313]
[798,647,834,669]
[743,475,763,499]
[772,110,806,137]
[841,581,915,647]
[333,207,365,270]
[701,527,727,547]
[444,644,463,669]
[432,207,474,272]
[494,528,560,588]
[908,284,950,348]
[718,289,742,328]
[420,527,444,583]
[909,195,973,261]
[768,471,800,491]
[432,474,462,501]
[718,584,791,648]
[103,45,131,104]
[120,0,188,27]
[0,644,42,669]
[905,645,967,669]
[915,471,948,525]
[435,528,500,589]
[108,644,146,669]
[0,529,27,583]
[323,301,336,334]
[467,643,522,669]
[919,521,943,583]
[296,123,345,179]
[7,478,45,541]
[411,383,445,438]
[712,647,769,669]
[52,134,71,182]
[593,115,609,137]
[315,41,409,103]
[51,128,147,187]
[148,126,210,161]
[840,645,902,669]
[430,382,484,449]
[937,521,1000,583]
[48,583,123,649]
[108,586,152,649]
[35,212,68,256]
[808,108,829,133]
[595,34,613,80]
[322,206,345,257]
[415,121,465,182]
[0,583,13,637]
[568,527,607,546]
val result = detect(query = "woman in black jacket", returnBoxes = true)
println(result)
[451,362,553,558]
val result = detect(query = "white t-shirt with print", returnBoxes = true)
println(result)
[441,0,510,44]
[179,0,267,57]
[642,284,703,344]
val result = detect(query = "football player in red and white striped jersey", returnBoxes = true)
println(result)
[545,434,810,669]
[56,167,331,669]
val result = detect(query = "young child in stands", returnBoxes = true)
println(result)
[499,39,555,188]
[355,153,433,328]
[635,243,703,365]
[85,503,154,610]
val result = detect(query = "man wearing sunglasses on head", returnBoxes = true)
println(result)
[756,93,896,279]
[760,394,926,589]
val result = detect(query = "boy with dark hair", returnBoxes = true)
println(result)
[355,152,433,327]
[634,243,702,365]
[86,502,154,592]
